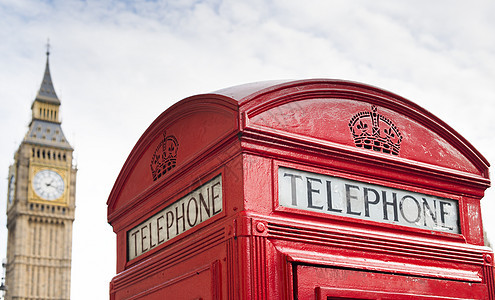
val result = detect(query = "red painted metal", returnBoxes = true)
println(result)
[107,79,493,299]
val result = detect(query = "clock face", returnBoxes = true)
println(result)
[33,170,65,201]
[8,175,15,203]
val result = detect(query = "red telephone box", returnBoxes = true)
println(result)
[107,79,494,299]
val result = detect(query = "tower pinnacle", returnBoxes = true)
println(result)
[46,38,50,57]
[35,42,60,105]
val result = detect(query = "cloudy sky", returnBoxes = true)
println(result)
[0,0,494,298]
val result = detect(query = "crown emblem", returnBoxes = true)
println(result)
[348,105,402,155]
[150,132,179,181]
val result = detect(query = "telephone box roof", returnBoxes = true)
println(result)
[107,79,490,218]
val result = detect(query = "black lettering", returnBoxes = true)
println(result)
[307,177,323,209]
[284,173,302,206]
[422,198,437,227]
[176,203,186,234]
[187,197,198,227]
[345,184,361,216]
[131,230,139,257]
[141,225,148,252]
[326,180,342,213]
[211,182,222,215]
[149,222,156,249]
[199,192,211,221]
[439,201,453,230]
[400,195,421,224]
[156,215,165,243]
[166,211,174,239]
[382,191,399,221]
[363,187,380,217]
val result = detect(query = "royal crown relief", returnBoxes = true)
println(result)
[349,105,403,155]
[150,132,179,181]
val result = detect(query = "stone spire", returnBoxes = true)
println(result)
[35,41,60,105]
[25,44,72,150]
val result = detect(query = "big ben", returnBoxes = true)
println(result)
[5,47,76,300]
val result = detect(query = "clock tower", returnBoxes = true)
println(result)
[4,48,76,300]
